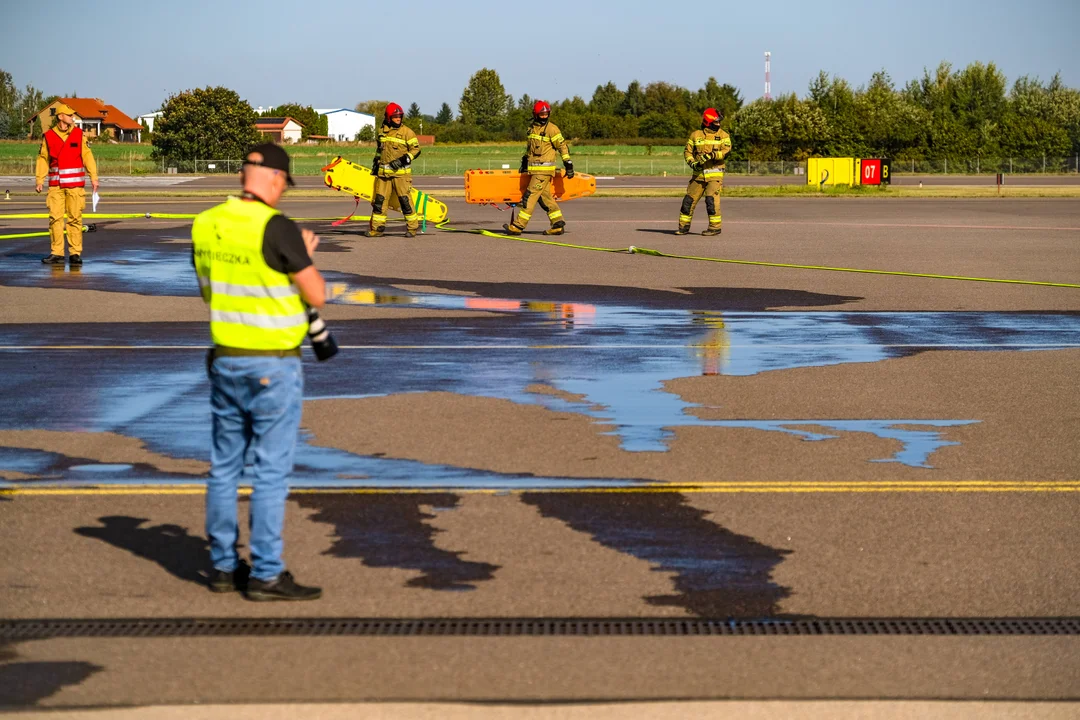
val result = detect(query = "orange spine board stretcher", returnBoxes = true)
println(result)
[464,170,596,205]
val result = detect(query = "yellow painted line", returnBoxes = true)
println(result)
[3,481,1078,497]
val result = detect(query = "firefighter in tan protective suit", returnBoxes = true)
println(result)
[502,100,573,236]
[368,103,422,238]
[35,103,99,264]
[677,108,731,236]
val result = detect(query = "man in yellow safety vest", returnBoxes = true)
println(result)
[192,142,326,601]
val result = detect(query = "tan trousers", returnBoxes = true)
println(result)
[512,173,563,230]
[678,174,723,229]
[47,186,86,255]
[370,176,418,232]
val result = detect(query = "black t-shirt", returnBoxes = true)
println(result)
[192,205,311,275]
[262,214,312,275]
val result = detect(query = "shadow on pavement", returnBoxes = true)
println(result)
[521,492,793,618]
[296,493,499,591]
[0,643,102,707]
[74,516,210,587]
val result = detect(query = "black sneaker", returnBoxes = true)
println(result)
[245,570,322,601]
[69,254,83,266]
[41,254,64,264]
[208,561,249,593]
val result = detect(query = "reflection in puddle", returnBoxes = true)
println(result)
[0,244,200,297]
[1,274,1078,484]
[69,464,135,473]
[296,493,499,590]
[522,492,792,617]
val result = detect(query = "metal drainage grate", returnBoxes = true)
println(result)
[3,617,1080,640]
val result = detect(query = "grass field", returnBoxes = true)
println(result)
[0,141,701,177]
[3,140,1078,178]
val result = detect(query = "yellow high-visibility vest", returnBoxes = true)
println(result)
[192,197,307,350]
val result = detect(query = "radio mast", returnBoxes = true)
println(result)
[764,51,772,100]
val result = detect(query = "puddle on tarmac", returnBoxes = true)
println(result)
[0,242,202,297]
[1,274,1079,486]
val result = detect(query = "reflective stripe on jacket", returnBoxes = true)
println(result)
[192,197,307,350]
[684,128,732,178]
[45,127,86,188]
[377,123,421,178]
[524,121,570,175]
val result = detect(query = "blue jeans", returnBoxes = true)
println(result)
[206,355,303,581]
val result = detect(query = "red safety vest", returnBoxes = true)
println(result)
[45,127,86,188]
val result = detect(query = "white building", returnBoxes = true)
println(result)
[255,117,304,144]
[316,109,375,141]
[137,111,163,132]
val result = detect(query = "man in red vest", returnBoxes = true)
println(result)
[35,103,99,265]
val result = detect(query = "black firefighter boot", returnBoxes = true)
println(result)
[674,224,691,235]
[701,225,722,236]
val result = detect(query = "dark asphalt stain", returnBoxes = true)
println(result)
[0,658,103,706]
[74,516,210,587]
[2,230,1079,480]
[295,493,499,591]
[521,492,792,618]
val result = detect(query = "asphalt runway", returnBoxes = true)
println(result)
[1,196,1078,710]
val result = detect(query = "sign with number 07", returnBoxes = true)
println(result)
[860,159,892,186]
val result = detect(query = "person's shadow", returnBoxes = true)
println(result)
[636,228,688,236]
[74,516,210,587]
[0,659,103,706]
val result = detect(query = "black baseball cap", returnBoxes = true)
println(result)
[243,142,295,186]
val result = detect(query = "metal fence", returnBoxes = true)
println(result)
[1,153,1078,177]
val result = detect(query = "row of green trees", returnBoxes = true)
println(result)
[735,64,1080,161]
[362,64,1080,161]
[358,69,742,145]
[0,70,55,139]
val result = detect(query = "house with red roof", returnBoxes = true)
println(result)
[29,98,144,142]
[254,117,304,144]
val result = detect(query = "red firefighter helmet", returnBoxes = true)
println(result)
[385,102,404,120]
[702,107,723,127]
[533,100,551,118]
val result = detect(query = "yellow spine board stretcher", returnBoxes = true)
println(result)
[464,169,597,205]
[322,156,448,224]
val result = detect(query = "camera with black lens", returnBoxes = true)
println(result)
[306,307,338,361]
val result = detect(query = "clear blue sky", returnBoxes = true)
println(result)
[2,0,1077,117]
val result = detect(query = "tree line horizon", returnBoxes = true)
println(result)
[4,62,1078,165]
